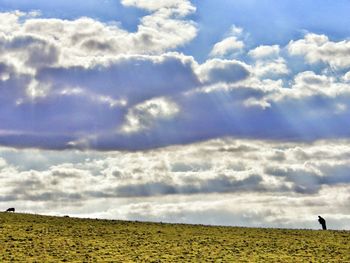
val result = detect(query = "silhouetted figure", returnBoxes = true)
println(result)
[6,207,15,212]
[318,216,327,230]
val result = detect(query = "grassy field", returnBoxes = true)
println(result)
[0,212,349,262]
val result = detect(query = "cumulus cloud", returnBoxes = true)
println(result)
[1,138,350,229]
[196,59,250,84]
[343,71,350,82]
[120,97,180,133]
[121,0,196,16]
[0,4,197,74]
[0,4,201,150]
[2,1,350,232]
[4,138,350,199]
[271,70,350,101]
[288,33,350,69]
[253,58,289,78]
[249,45,280,60]
[210,37,244,57]
[2,8,350,151]
[210,25,244,58]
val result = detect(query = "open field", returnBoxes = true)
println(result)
[0,212,349,262]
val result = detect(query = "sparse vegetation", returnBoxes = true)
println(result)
[0,212,349,262]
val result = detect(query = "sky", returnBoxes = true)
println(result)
[0,0,350,230]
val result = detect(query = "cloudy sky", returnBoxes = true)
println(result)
[0,0,350,229]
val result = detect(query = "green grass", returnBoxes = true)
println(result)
[0,212,349,262]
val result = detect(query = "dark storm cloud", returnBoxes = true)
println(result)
[3,79,350,151]
[198,59,250,84]
[92,89,350,150]
[0,53,204,149]
[36,55,200,105]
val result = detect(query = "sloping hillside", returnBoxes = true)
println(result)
[0,212,349,262]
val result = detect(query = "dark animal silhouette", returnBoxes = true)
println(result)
[6,207,15,212]
[318,216,327,230]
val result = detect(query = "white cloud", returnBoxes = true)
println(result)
[0,7,197,73]
[210,36,244,57]
[0,11,23,34]
[275,71,350,100]
[343,71,350,82]
[288,33,350,69]
[209,25,245,58]
[228,25,243,36]
[121,0,196,15]
[243,97,271,109]
[231,67,350,107]
[248,45,280,59]
[253,58,289,78]
[0,157,7,168]
[2,14,350,151]
[0,7,197,121]
[120,97,180,133]
[1,138,350,229]
[1,2,350,231]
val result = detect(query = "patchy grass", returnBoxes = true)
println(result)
[0,212,349,262]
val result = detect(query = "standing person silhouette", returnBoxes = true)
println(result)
[318,216,327,230]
